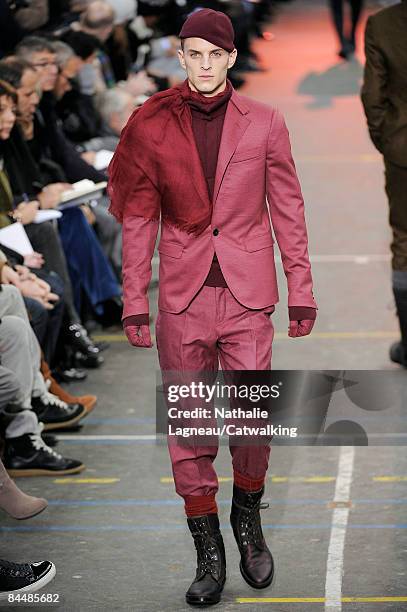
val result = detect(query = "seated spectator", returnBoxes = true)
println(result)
[13,0,49,34]
[0,69,123,336]
[0,310,87,474]
[0,76,107,371]
[68,1,157,98]
[57,30,105,145]
[0,284,89,433]
[0,248,64,366]
[96,86,136,142]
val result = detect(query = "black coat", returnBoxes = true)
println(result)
[361,1,407,167]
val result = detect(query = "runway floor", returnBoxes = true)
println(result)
[2,1,406,611]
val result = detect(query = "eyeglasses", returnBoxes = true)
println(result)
[32,60,57,69]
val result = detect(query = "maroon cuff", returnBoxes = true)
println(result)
[123,314,149,327]
[289,306,317,321]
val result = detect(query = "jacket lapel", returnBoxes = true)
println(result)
[213,92,251,205]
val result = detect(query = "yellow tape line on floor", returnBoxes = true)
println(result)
[53,478,120,484]
[236,596,407,603]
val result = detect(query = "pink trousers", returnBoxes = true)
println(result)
[155,285,274,499]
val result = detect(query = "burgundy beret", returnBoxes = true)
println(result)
[179,8,235,53]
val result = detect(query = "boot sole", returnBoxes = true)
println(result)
[7,464,86,478]
[239,560,274,589]
[41,407,88,431]
[15,504,48,520]
[186,578,225,606]
[186,590,223,606]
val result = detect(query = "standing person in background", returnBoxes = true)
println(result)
[361,1,407,368]
[329,0,365,59]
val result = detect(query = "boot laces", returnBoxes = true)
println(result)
[237,500,269,547]
[195,534,220,577]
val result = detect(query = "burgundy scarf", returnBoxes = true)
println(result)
[107,78,233,234]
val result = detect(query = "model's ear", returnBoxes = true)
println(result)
[228,49,237,70]
[177,48,186,69]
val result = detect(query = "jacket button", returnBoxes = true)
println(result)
[213,228,219,236]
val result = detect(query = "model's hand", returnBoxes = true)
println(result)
[125,324,153,348]
[288,319,315,338]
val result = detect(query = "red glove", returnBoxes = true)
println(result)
[123,315,153,348]
[288,306,317,338]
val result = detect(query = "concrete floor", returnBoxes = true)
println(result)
[1,1,407,611]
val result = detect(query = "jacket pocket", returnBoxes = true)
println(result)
[231,146,262,163]
[158,240,184,258]
[245,232,274,252]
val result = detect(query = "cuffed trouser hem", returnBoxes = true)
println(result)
[184,495,218,518]
[233,469,265,492]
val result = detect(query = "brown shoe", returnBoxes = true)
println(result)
[41,358,97,414]
[0,459,47,519]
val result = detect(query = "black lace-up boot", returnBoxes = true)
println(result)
[186,514,226,606]
[230,485,274,589]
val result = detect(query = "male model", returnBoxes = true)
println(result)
[108,8,317,606]
[361,1,407,368]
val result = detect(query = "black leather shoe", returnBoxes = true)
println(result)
[31,392,87,431]
[390,342,407,368]
[186,514,226,606]
[4,433,85,477]
[230,485,274,589]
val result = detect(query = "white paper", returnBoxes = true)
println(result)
[33,210,62,224]
[93,150,114,171]
[60,180,107,203]
[0,222,34,255]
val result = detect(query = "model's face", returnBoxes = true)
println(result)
[178,37,237,97]
[54,56,83,99]
[17,68,40,118]
[30,50,58,91]
[0,96,17,140]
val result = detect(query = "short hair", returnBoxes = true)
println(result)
[61,30,100,60]
[96,87,133,122]
[0,58,35,89]
[51,41,75,68]
[0,79,18,105]
[15,36,55,60]
[81,1,115,30]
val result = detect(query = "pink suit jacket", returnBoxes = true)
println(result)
[121,89,317,318]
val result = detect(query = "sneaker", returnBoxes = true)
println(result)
[44,378,97,416]
[4,433,85,477]
[31,392,87,431]
[0,560,56,600]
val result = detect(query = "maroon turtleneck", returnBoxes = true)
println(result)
[187,79,232,287]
